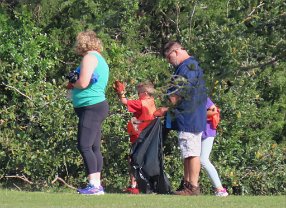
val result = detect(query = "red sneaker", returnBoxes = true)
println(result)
[125,187,140,194]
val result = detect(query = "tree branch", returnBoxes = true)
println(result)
[52,176,77,190]
[160,10,176,24]
[13,183,22,191]
[1,82,33,101]
[59,59,75,65]
[226,0,231,17]
[248,1,264,17]
[189,2,197,40]
[240,57,279,70]
[5,175,33,184]
[175,3,181,36]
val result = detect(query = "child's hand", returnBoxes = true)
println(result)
[113,80,125,94]
[154,107,169,117]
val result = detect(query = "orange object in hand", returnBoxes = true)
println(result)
[207,108,220,129]
[113,80,125,94]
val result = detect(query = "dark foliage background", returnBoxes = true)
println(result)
[0,0,285,195]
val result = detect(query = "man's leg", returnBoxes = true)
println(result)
[184,158,190,182]
[188,156,200,187]
[176,131,202,195]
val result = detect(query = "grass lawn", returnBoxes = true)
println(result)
[0,189,285,208]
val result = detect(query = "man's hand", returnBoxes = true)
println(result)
[169,94,181,105]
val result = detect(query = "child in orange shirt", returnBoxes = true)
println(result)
[114,81,156,194]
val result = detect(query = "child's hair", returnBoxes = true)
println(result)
[136,81,155,95]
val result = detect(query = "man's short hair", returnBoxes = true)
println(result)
[163,41,183,58]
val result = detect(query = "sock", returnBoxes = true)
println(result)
[89,178,101,187]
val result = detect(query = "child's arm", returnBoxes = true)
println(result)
[114,80,127,104]
[118,92,128,105]
[153,93,181,117]
[154,107,169,117]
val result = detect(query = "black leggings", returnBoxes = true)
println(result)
[74,100,109,174]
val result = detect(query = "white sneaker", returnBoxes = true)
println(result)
[215,188,229,197]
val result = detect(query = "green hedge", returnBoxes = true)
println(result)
[0,0,285,195]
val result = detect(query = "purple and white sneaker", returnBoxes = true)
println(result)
[77,184,105,195]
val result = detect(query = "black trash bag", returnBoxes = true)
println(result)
[130,118,172,194]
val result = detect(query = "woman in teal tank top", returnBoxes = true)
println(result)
[66,30,109,195]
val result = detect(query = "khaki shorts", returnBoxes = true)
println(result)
[178,131,202,158]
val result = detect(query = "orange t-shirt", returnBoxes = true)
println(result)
[126,97,156,143]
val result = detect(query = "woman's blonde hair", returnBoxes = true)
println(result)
[136,81,156,95]
[75,30,103,56]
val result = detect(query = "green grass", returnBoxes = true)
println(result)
[0,189,285,208]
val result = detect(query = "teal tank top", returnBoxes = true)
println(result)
[72,52,109,108]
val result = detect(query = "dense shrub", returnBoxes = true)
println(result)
[0,0,285,195]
